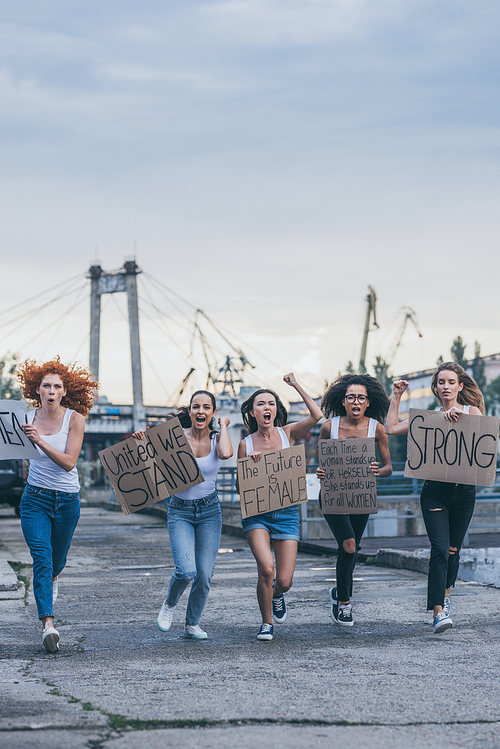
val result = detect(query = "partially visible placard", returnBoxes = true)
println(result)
[98,417,204,515]
[404,409,499,486]
[318,437,377,515]
[238,445,307,519]
[0,401,41,460]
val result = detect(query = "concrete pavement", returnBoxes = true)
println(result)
[1,505,500,749]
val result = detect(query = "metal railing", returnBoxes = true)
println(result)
[101,463,500,538]
[216,463,500,538]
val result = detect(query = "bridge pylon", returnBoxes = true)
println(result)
[87,260,146,432]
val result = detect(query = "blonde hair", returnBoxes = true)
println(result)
[431,361,485,414]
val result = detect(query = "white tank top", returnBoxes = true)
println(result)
[436,405,470,413]
[330,416,378,440]
[174,433,221,500]
[27,408,80,493]
[244,426,290,454]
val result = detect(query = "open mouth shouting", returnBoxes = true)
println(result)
[263,412,272,425]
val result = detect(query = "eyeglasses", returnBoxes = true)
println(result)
[345,394,368,404]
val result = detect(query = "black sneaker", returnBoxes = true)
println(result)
[329,587,354,627]
[329,587,339,623]
[337,602,354,626]
[272,593,287,623]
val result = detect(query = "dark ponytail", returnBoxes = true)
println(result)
[170,390,218,431]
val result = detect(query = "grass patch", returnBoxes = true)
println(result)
[106,714,215,731]
[8,561,32,604]
[22,658,34,677]
[13,572,31,606]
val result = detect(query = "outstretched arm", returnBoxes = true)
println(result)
[283,373,323,443]
[385,380,410,436]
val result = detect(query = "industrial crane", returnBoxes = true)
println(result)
[387,307,423,368]
[356,289,423,377]
[173,309,255,402]
[358,286,379,374]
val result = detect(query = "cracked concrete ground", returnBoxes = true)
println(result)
[1,505,499,749]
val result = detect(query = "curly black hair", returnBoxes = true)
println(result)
[321,374,390,423]
[240,388,288,434]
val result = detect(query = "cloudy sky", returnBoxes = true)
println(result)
[1,0,499,404]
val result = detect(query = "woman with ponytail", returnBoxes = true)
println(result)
[134,390,233,640]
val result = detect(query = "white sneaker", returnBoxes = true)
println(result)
[42,623,60,653]
[184,624,207,640]
[53,578,59,603]
[157,602,175,632]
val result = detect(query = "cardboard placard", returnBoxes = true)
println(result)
[0,400,41,460]
[98,417,204,515]
[404,409,500,487]
[238,444,307,519]
[318,437,378,514]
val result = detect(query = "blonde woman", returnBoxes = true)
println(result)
[386,362,484,634]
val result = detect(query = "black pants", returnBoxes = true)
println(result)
[420,481,476,610]
[323,512,369,602]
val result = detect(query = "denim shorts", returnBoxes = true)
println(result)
[241,506,300,541]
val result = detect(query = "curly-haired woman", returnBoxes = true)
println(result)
[316,374,392,626]
[18,357,98,652]
[386,362,484,634]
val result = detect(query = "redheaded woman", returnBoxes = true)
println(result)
[18,358,97,653]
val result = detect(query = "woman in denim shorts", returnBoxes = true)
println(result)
[386,362,485,635]
[17,358,97,653]
[134,390,233,640]
[237,373,322,641]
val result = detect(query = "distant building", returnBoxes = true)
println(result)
[395,353,500,418]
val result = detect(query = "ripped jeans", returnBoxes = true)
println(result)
[420,481,475,610]
[323,512,369,602]
[166,491,221,625]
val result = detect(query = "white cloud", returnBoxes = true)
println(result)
[0,0,499,402]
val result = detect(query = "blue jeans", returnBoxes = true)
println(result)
[166,491,221,626]
[20,483,80,619]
